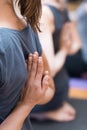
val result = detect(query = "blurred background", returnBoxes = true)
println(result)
[67,0,87,100]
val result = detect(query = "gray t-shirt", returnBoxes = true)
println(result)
[0,25,42,130]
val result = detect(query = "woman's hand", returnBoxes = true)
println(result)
[60,23,73,55]
[20,52,50,107]
[60,22,82,55]
[66,22,82,55]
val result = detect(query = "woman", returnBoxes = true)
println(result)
[65,1,87,78]
[31,0,81,122]
[0,0,55,130]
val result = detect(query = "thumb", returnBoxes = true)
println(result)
[42,74,49,92]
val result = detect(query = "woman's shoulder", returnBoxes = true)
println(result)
[42,5,54,22]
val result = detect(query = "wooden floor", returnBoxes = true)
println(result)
[69,88,87,100]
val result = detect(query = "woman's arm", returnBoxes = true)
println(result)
[0,52,50,130]
[39,30,68,77]
[38,6,68,77]
[0,103,34,130]
[63,22,82,55]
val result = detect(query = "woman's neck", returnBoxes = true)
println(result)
[0,1,16,19]
[0,1,26,31]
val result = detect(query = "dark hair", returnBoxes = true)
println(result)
[16,0,42,31]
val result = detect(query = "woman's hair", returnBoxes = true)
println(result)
[16,0,42,31]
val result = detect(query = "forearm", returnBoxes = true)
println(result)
[42,49,67,77]
[39,33,67,77]
[0,103,34,130]
[52,48,67,76]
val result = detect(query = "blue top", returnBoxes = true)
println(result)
[0,25,42,130]
[77,2,87,63]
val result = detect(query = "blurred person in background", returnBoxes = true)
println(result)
[65,0,87,78]
[0,0,55,130]
[31,0,81,122]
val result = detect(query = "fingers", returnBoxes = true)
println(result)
[27,52,48,90]
[27,53,32,78]
[29,52,38,81]
[42,72,49,91]
[35,57,43,83]
[44,70,49,75]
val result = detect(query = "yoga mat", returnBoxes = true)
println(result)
[31,99,87,130]
[69,78,87,89]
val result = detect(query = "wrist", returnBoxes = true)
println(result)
[17,101,35,112]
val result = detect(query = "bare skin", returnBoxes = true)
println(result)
[31,102,76,122]
[0,52,52,130]
[0,0,55,129]
[30,0,80,122]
